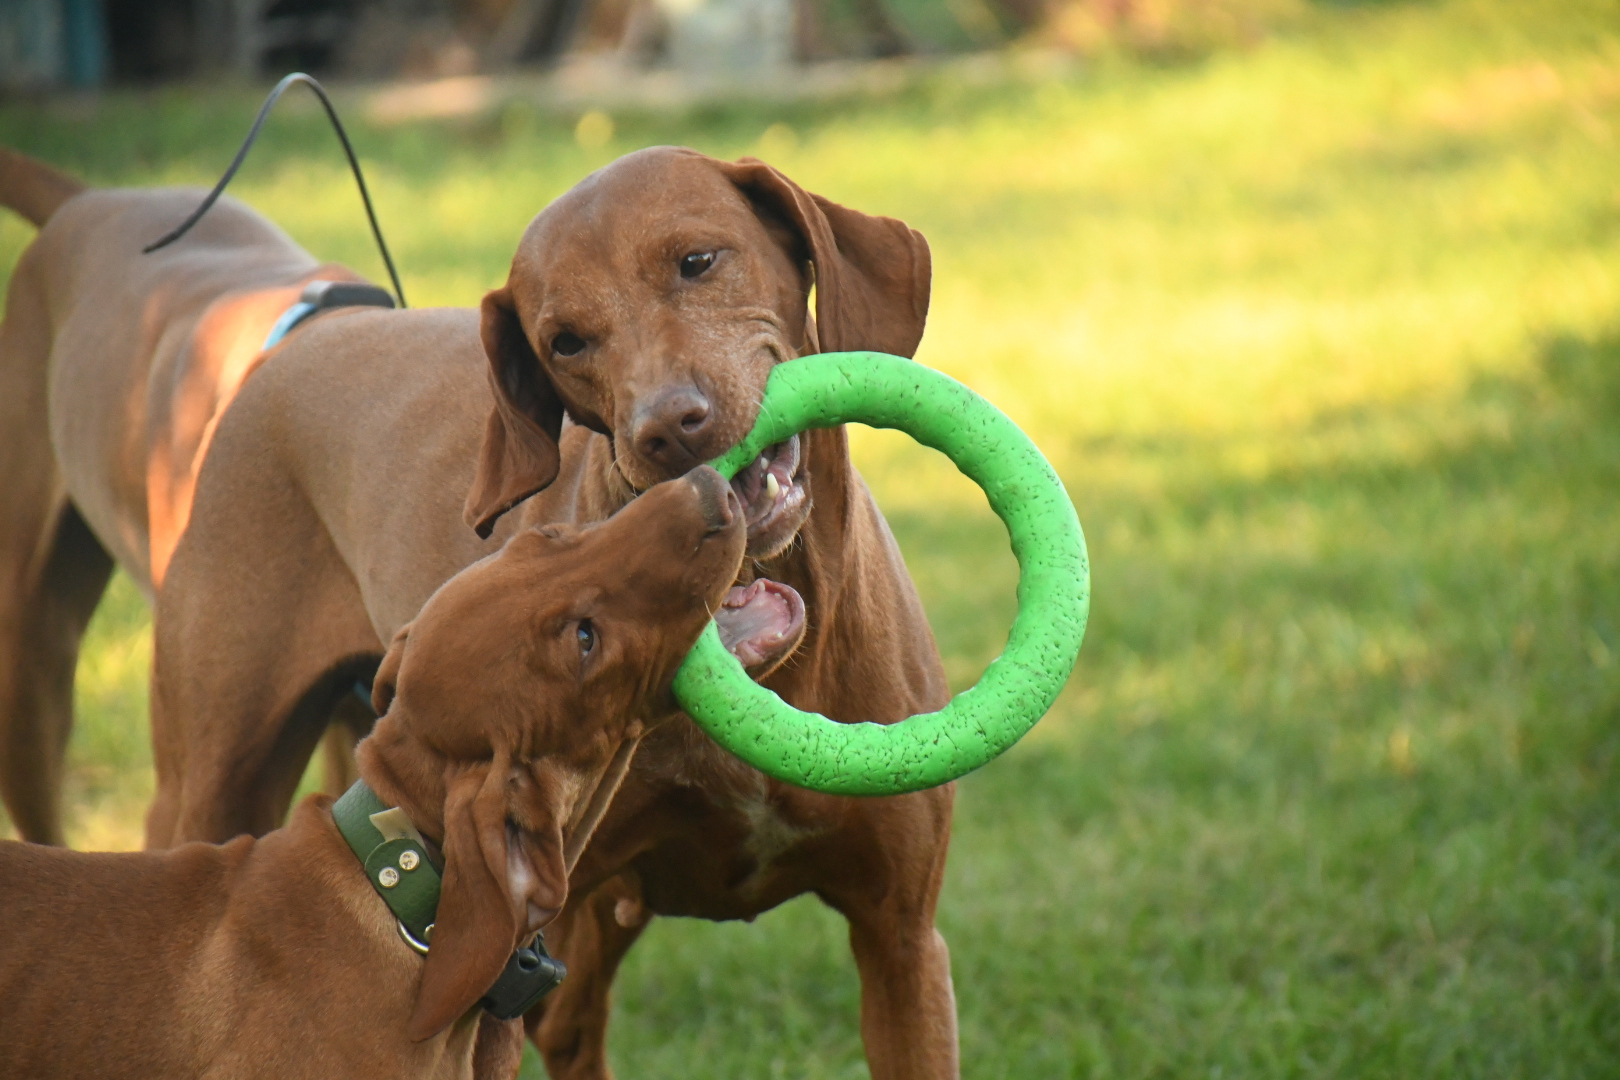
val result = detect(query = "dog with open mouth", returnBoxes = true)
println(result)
[0,144,956,1080]
[0,466,800,1079]
[461,147,956,1080]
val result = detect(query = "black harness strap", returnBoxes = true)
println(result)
[142,71,407,310]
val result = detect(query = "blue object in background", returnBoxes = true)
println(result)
[0,0,106,89]
[61,0,106,88]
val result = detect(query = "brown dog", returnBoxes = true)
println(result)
[0,465,780,1079]
[0,145,957,1079]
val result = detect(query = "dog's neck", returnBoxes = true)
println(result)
[353,717,449,851]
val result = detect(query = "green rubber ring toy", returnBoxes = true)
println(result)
[672,351,1090,797]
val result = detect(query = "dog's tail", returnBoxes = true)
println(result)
[0,147,85,227]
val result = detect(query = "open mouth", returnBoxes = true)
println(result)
[727,435,809,555]
[713,578,806,671]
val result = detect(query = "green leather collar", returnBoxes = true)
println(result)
[334,779,570,1017]
[334,780,441,952]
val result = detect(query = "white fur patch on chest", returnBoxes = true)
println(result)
[731,778,829,892]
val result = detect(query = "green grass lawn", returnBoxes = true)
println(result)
[5,0,1620,1074]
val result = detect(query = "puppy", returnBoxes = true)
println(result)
[0,467,798,1079]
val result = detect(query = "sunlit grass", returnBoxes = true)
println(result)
[3,0,1620,1073]
[58,574,153,851]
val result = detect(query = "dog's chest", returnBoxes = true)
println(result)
[729,777,828,888]
[689,740,833,890]
[630,724,835,910]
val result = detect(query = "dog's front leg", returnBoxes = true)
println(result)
[822,789,959,1080]
[475,1014,527,1080]
[841,892,960,1080]
[528,873,649,1080]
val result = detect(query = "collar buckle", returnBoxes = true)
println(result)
[333,780,567,1016]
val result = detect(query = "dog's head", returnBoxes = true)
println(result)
[463,146,931,558]
[359,466,805,1040]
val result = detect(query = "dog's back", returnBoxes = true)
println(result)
[0,800,474,1079]
[0,836,244,1075]
[0,155,347,844]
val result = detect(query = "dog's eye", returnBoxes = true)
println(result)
[679,251,715,279]
[553,332,586,357]
[576,619,596,655]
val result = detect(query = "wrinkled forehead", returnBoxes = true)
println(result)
[410,549,551,656]
[513,153,762,288]
[420,491,701,626]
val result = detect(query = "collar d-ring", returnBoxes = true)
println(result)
[397,918,433,956]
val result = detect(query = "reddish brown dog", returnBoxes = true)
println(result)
[0,466,770,1079]
[0,145,956,1078]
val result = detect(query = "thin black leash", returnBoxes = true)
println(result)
[142,71,408,309]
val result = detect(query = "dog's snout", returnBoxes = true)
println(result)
[678,400,710,433]
[633,386,713,473]
[688,465,738,532]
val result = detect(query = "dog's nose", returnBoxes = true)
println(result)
[688,465,738,532]
[633,386,712,473]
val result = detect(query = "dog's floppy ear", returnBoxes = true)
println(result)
[407,749,568,1041]
[717,157,931,358]
[370,622,411,716]
[464,287,567,539]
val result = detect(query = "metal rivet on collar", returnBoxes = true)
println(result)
[398,850,420,872]
[378,866,400,888]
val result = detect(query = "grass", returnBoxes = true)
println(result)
[5,0,1620,1073]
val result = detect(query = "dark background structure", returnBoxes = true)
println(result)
[1,0,1016,87]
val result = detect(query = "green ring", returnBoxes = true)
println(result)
[672,352,1090,796]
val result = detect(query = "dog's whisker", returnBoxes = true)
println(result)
[607,448,646,500]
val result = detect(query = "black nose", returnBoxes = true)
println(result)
[688,466,737,532]
[633,385,712,474]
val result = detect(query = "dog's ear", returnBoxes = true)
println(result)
[370,622,411,716]
[407,749,568,1041]
[717,157,931,358]
[464,287,567,539]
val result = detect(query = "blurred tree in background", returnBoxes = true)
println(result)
[0,0,1313,91]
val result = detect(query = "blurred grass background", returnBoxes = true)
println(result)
[5,0,1620,1073]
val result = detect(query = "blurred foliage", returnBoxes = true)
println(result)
[4,0,1620,1074]
[1036,0,1305,61]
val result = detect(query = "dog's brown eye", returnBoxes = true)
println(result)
[553,332,586,357]
[679,252,715,279]
[577,620,596,655]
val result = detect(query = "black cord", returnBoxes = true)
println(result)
[142,72,407,309]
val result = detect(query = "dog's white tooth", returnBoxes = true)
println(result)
[757,455,769,472]
[765,473,781,501]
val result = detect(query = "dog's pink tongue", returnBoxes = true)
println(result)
[714,579,806,669]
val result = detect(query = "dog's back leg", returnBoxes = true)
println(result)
[0,504,114,846]
[0,244,115,845]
